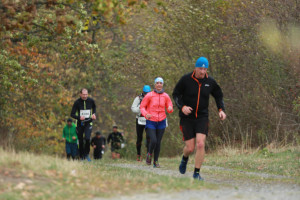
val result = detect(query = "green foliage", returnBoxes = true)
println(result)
[1,0,299,156]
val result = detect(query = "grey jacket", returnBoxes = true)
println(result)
[131,96,146,125]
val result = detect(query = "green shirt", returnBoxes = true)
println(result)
[62,123,78,143]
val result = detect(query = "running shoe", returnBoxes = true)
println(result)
[85,155,91,162]
[153,161,160,168]
[193,173,204,181]
[137,155,142,162]
[179,157,188,174]
[146,153,152,165]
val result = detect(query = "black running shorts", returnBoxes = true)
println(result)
[180,117,209,141]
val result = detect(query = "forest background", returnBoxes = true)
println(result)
[1,0,299,157]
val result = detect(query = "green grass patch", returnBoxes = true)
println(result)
[205,147,300,177]
[158,146,300,183]
[0,149,215,200]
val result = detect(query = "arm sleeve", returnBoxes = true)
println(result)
[211,80,225,112]
[165,94,174,113]
[70,101,80,120]
[73,130,78,139]
[140,93,151,117]
[72,124,78,139]
[131,97,141,114]
[92,99,96,114]
[172,77,185,110]
[120,133,125,142]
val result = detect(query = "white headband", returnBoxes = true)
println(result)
[154,77,164,84]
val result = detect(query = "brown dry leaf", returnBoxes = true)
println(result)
[45,170,57,177]
[257,165,264,170]
[21,191,29,198]
[27,171,34,178]
[128,35,133,41]
[15,182,25,190]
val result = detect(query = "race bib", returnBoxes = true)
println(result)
[138,117,146,125]
[80,110,91,118]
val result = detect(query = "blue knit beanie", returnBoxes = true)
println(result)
[195,57,209,68]
[143,85,151,93]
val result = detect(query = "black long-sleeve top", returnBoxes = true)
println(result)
[107,132,124,149]
[172,71,225,119]
[70,97,96,126]
[91,136,106,152]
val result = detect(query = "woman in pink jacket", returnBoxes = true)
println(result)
[140,77,173,167]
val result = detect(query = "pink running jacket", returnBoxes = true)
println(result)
[140,91,173,122]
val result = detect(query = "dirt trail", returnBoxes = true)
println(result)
[94,163,300,200]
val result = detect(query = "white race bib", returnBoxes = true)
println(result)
[80,110,91,118]
[138,117,146,125]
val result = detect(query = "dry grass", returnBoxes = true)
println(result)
[158,145,300,181]
[0,149,214,200]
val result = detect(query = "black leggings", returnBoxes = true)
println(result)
[136,119,149,156]
[67,154,75,160]
[76,124,92,159]
[146,128,165,162]
[94,150,102,159]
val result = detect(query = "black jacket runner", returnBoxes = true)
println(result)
[91,136,106,153]
[70,97,96,126]
[172,71,225,119]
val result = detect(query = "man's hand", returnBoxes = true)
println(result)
[80,116,85,121]
[102,145,105,149]
[93,145,96,149]
[146,113,152,119]
[182,106,193,115]
[62,138,66,142]
[168,106,173,112]
[219,110,226,121]
[72,136,76,140]
[92,114,96,120]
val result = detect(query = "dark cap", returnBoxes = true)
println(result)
[67,118,72,123]
[96,131,101,135]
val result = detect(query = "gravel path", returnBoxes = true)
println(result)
[94,163,300,200]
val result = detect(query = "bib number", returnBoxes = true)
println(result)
[138,117,146,125]
[80,110,91,118]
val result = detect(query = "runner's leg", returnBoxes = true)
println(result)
[70,143,77,160]
[183,138,195,157]
[145,127,150,153]
[153,128,165,162]
[76,127,84,159]
[194,133,206,169]
[84,124,92,156]
[147,128,157,155]
[136,119,144,156]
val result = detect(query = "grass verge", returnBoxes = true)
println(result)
[0,149,215,200]
[159,146,300,183]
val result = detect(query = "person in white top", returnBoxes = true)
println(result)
[131,85,151,161]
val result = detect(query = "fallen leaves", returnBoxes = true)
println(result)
[45,170,63,179]
[14,182,26,190]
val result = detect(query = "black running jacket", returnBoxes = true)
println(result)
[172,71,225,119]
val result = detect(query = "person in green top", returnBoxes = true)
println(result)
[62,118,78,160]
